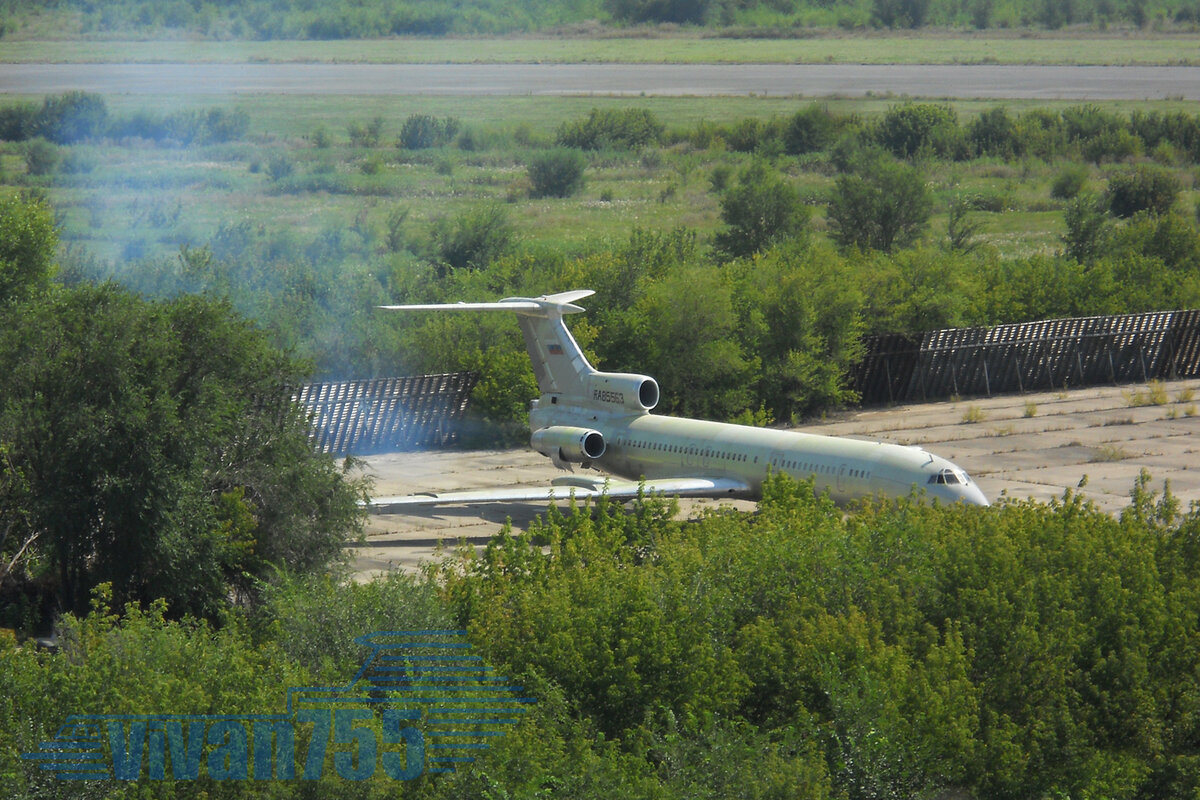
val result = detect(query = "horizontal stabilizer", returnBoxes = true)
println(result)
[366,475,751,512]
[377,300,540,312]
[379,290,595,316]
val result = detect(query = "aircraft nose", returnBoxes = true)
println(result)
[961,483,990,507]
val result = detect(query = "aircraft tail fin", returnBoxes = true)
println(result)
[380,291,597,399]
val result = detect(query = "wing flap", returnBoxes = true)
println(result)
[366,476,752,513]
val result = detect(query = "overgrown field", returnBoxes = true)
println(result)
[3,91,1200,431]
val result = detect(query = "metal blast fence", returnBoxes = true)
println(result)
[294,372,478,455]
[853,310,1200,405]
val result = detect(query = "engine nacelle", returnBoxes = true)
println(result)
[586,372,659,412]
[531,426,606,463]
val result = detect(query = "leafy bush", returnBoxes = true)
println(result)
[437,471,1200,800]
[1107,210,1200,272]
[1061,104,1126,144]
[1131,109,1200,162]
[1062,192,1109,262]
[0,193,57,302]
[1081,127,1141,163]
[1012,107,1069,159]
[308,125,331,148]
[103,106,249,145]
[1051,163,1089,199]
[605,0,713,24]
[556,107,664,151]
[871,0,931,27]
[201,108,250,143]
[433,203,515,273]
[347,116,384,147]
[782,103,839,155]
[1106,164,1181,218]
[967,106,1020,158]
[398,113,459,150]
[723,116,772,153]
[32,90,108,144]
[874,102,960,159]
[21,137,59,176]
[528,148,587,198]
[0,101,37,142]
[388,6,456,34]
[266,153,294,181]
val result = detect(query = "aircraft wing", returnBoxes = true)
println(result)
[367,476,752,513]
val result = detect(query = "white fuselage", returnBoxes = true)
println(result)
[533,402,989,507]
[378,290,989,509]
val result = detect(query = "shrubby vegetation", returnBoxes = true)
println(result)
[827,148,932,252]
[527,148,587,198]
[9,474,1200,798]
[7,95,1200,432]
[399,114,460,151]
[0,91,248,146]
[557,107,664,151]
[429,472,1200,799]
[713,159,809,259]
[4,0,1200,36]
[0,194,367,627]
[6,86,1200,797]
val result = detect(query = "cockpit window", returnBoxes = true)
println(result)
[928,468,967,486]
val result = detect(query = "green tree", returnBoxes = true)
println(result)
[0,285,367,619]
[0,193,57,302]
[861,247,976,334]
[1062,192,1110,263]
[636,266,756,419]
[827,155,932,252]
[713,160,809,260]
[730,244,865,420]
[1108,210,1200,273]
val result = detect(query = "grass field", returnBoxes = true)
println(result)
[2,33,1199,65]
[5,93,1196,266]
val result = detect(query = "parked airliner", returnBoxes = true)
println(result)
[369,290,988,511]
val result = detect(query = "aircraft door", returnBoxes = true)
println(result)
[836,463,848,494]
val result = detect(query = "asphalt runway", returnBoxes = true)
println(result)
[355,379,1200,577]
[4,63,1200,99]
